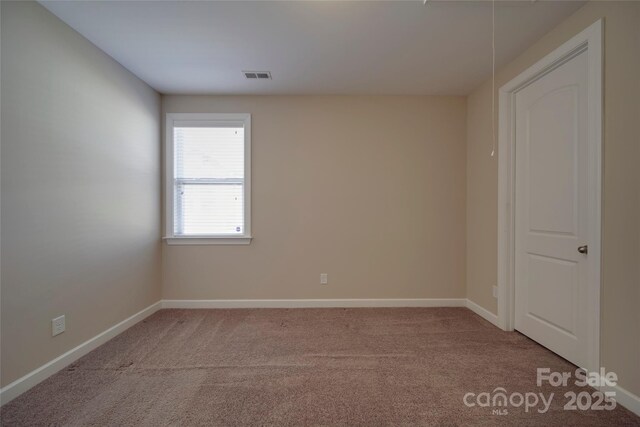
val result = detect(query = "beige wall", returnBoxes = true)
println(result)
[162,96,467,300]
[3,0,638,403]
[466,2,640,396]
[466,80,498,314]
[1,2,161,387]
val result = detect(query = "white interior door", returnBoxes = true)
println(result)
[514,50,589,368]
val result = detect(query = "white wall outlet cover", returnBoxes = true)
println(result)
[320,273,328,285]
[492,285,498,298]
[52,315,65,336]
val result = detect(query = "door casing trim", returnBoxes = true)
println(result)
[497,19,603,374]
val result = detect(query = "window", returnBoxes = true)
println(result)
[165,113,251,244]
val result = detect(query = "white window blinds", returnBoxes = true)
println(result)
[173,125,245,236]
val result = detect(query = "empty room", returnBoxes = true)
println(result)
[1,0,639,425]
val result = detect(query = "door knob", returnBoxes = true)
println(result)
[578,245,588,254]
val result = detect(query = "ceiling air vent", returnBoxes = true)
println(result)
[243,71,272,80]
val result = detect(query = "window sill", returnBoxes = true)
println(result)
[163,236,252,245]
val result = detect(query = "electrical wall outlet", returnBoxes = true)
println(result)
[320,273,328,285]
[52,315,65,336]
[492,285,498,299]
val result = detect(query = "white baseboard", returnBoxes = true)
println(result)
[161,298,467,309]
[0,301,162,406]
[597,380,640,417]
[461,299,640,416]
[465,299,500,328]
[4,298,638,418]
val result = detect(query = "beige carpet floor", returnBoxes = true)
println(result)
[1,308,639,426]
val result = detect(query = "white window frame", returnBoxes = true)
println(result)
[164,113,252,245]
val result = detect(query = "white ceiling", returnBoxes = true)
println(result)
[40,1,585,95]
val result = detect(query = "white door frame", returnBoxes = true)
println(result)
[497,19,603,373]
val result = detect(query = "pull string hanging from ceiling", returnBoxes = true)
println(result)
[423,0,496,157]
[491,0,496,157]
